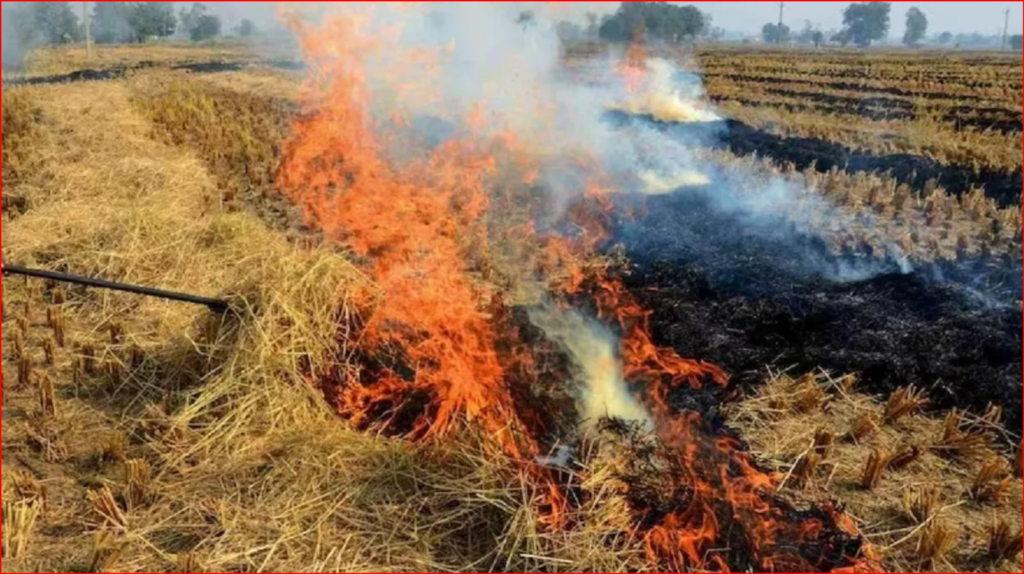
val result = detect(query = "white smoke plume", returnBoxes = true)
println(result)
[528,305,654,432]
[281,3,917,428]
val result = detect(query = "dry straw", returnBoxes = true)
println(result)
[72,358,84,392]
[13,329,25,360]
[18,355,33,388]
[887,445,923,471]
[792,376,826,413]
[38,371,57,418]
[87,486,127,530]
[125,459,153,511]
[26,418,68,462]
[791,452,820,490]
[102,433,128,464]
[969,458,1011,504]
[935,410,990,460]
[903,486,942,524]
[47,305,65,347]
[177,552,205,573]
[81,343,96,375]
[813,427,835,459]
[916,521,955,568]
[42,336,56,366]
[883,385,929,425]
[129,345,145,370]
[105,359,122,390]
[845,413,877,443]
[88,530,126,573]
[11,471,46,503]
[861,448,890,490]
[988,521,1023,564]
[2,500,42,559]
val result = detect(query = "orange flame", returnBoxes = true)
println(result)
[277,10,866,572]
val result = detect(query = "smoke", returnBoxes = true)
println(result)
[280,3,923,431]
[528,305,653,432]
[608,58,721,123]
[2,3,29,72]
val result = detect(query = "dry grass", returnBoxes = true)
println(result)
[729,370,1024,573]
[19,40,287,77]
[130,74,299,228]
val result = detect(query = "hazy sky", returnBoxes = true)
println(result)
[686,2,1022,35]
[192,2,1021,37]
[6,2,1021,37]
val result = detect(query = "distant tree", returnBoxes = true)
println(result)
[128,2,176,41]
[937,31,953,45]
[92,2,133,44]
[671,5,708,40]
[179,3,220,42]
[178,3,204,37]
[237,18,257,38]
[28,2,81,45]
[761,22,791,45]
[190,15,221,41]
[831,29,853,47]
[903,7,927,46]
[797,20,824,46]
[841,2,891,48]
[599,2,708,44]
[1013,35,1024,51]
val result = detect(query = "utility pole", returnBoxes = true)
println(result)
[83,1,92,60]
[777,2,785,45]
[1001,8,1010,51]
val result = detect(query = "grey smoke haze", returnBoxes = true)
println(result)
[2,3,28,70]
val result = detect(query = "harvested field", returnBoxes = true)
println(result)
[3,14,1021,574]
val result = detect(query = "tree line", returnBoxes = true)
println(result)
[553,1,1019,51]
[6,2,259,48]
[761,3,1020,49]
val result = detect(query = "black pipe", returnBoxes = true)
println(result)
[2,264,229,312]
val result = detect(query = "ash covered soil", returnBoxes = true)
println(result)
[614,191,1023,433]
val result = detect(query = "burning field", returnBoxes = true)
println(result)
[2,5,1021,574]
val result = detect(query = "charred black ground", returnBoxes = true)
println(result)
[611,190,1023,434]
[604,112,1023,208]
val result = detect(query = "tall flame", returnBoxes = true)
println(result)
[276,9,867,572]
